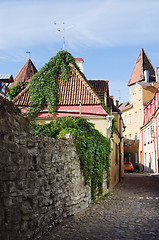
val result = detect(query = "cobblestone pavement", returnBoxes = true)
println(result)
[40,173,159,240]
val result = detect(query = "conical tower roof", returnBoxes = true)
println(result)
[10,59,37,87]
[127,48,155,86]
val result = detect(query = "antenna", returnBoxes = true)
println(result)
[26,51,31,59]
[53,21,65,50]
[117,90,121,103]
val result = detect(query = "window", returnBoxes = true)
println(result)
[139,89,141,101]
[140,132,142,143]
[139,109,142,121]
[152,104,154,115]
[148,108,150,119]
[129,114,132,125]
[128,153,132,162]
[135,112,137,123]
[148,128,151,143]
[145,153,147,168]
[135,152,138,163]
[129,134,131,145]
[134,93,136,103]
[135,133,137,144]
[124,115,127,126]
[124,135,127,146]
[144,130,146,145]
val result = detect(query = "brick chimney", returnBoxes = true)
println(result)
[116,100,119,107]
[75,58,84,73]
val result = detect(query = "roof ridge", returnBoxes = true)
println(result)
[142,48,155,73]
[16,59,30,82]
[10,59,37,87]
[13,64,105,109]
[13,84,30,103]
[69,63,102,104]
[127,48,155,86]
[89,80,109,82]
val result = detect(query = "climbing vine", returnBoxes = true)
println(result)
[26,50,112,122]
[26,51,82,121]
[7,82,29,101]
[12,51,113,200]
[31,117,111,201]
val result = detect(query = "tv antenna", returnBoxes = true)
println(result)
[26,51,31,59]
[53,22,65,50]
[117,90,121,103]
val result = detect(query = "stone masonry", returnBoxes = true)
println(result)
[0,96,92,239]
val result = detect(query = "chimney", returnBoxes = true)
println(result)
[75,58,84,73]
[144,70,149,82]
[155,67,159,82]
[116,100,119,107]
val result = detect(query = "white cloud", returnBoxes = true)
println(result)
[0,0,159,52]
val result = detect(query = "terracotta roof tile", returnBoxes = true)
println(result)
[10,59,37,87]
[13,84,30,106]
[75,58,84,62]
[13,64,102,107]
[127,48,155,86]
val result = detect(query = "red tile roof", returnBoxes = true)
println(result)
[75,58,84,62]
[13,64,102,108]
[127,48,155,86]
[10,59,37,87]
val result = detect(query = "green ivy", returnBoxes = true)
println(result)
[111,119,117,137]
[7,82,29,101]
[19,51,112,200]
[31,117,111,201]
[26,50,110,121]
[26,51,84,121]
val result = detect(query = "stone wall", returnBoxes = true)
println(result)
[0,96,91,239]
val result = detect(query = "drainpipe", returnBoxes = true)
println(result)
[106,114,114,189]
[119,112,122,181]
[106,115,114,138]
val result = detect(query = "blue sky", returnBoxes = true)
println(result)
[0,0,159,103]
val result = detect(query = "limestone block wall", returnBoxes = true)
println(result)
[0,96,91,240]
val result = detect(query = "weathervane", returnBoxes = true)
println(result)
[53,22,65,50]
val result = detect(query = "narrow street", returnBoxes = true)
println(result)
[40,173,159,240]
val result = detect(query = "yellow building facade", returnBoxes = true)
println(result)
[119,48,159,170]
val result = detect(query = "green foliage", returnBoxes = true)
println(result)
[7,82,28,101]
[31,117,111,201]
[26,51,83,121]
[26,50,110,121]
[21,50,111,200]
[111,119,117,138]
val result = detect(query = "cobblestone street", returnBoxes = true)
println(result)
[40,173,159,240]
